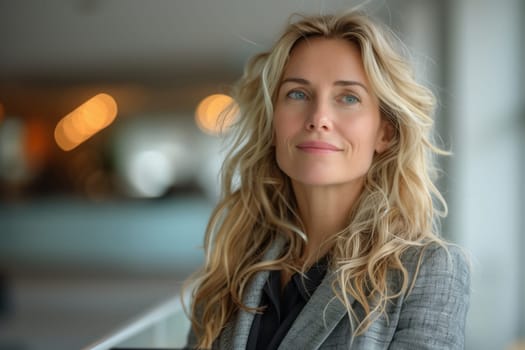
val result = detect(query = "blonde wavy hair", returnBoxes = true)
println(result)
[185,11,448,348]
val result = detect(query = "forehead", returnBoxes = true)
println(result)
[283,37,368,82]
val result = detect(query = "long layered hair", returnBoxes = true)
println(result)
[185,11,448,348]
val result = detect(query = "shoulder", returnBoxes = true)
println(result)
[399,241,471,304]
[401,242,470,280]
[380,242,472,348]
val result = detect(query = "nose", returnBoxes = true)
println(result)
[305,99,332,131]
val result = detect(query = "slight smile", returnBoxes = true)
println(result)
[296,141,343,153]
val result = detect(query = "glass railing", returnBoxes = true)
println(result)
[84,293,191,350]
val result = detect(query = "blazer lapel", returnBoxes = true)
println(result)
[278,271,353,350]
[224,235,286,349]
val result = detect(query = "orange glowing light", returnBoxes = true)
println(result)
[195,94,238,135]
[24,118,50,170]
[55,93,117,151]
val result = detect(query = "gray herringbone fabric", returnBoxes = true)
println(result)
[187,238,471,350]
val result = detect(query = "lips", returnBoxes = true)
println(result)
[296,140,342,152]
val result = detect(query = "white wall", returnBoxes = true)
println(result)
[448,0,523,349]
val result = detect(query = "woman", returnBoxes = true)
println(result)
[185,11,470,350]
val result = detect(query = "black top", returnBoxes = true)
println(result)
[246,257,328,350]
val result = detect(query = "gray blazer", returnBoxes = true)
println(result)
[187,238,471,349]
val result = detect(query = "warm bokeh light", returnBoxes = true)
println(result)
[55,93,117,151]
[195,94,237,135]
[24,117,50,172]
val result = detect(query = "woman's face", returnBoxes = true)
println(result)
[273,37,391,190]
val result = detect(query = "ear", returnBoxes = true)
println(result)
[375,119,394,154]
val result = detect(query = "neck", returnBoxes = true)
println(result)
[292,179,364,263]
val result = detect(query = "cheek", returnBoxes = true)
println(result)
[350,117,381,142]
[338,120,382,159]
[273,112,296,146]
[273,125,290,159]
[273,116,294,169]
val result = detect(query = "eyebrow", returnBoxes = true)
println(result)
[280,77,369,93]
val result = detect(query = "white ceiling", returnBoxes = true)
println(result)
[0,0,425,120]
[0,0,384,81]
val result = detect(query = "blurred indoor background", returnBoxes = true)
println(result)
[0,0,523,349]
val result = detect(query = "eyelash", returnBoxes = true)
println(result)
[286,89,361,105]
[339,94,360,104]
[286,90,308,100]
[285,89,361,105]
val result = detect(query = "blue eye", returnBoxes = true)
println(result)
[341,94,359,104]
[287,90,307,100]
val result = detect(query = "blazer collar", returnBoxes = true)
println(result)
[219,236,355,350]
[220,235,286,350]
[278,271,352,350]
